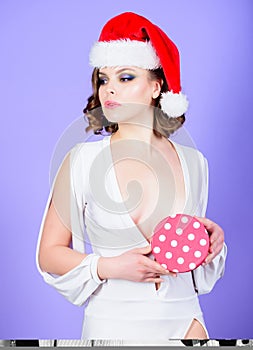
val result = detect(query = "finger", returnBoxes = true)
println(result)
[196,217,224,238]
[195,216,214,229]
[205,245,224,264]
[143,260,177,277]
[145,277,164,283]
[209,231,224,246]
[209,241,217,253]
[209,237,224,254]
[209,232,220,244]
[211,244,223,257]
[209,241,218,254]
[142,256,171,274]
[159,269,177,277]
[195,217,220,240]
[203,252,216,265]
[204,241,225,265]
[196,217,224,250]
[145,272,159,278]
[132,244,152,255]
[145,270,177,279]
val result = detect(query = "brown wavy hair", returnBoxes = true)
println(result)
[83,67,185,138]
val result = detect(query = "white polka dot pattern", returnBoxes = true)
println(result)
[181,216,189,223]
[153,246,161,254]
[176,228,183,235]
[188,233,195,241]
[193,221,201,229]
[177,257,184,264]
[165,252,172,259]
[189,262,196,270]
[159,234,166,242]
[170,214,177,218]
[151,214,210,273]
[164,223,171,230]
[182,245,190,253]
[200,239,207,246]
[171,240,178,247]
[194,250,201,258]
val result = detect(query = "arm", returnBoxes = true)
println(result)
[38,150,87,275]
[196,218,227,294]
[192,237,227,295]
[38,198,86,276]
[38,201,174,305]
[36,149,106,306]
[36,146,174,306]
[197,216,225,265]
[38,196,173,291]
[191,155,227,295]
[98,245,176,282]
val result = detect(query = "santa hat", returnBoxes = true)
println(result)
[89,12,189,118]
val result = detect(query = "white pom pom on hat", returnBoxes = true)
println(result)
[89,12,189,118]
[160,91,189,118]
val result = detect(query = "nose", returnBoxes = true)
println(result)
[105,80,116,95]
[106,86,115,95]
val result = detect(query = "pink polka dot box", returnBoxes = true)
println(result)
[151,214,210,273]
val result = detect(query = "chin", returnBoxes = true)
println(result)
[103,103,151,124]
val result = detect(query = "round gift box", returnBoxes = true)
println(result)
[151,214,210,273]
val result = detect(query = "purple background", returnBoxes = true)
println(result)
[1,0,252,340]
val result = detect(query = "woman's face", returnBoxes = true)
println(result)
[98,66,161,124]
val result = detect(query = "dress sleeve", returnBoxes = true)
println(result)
[192,244,227,295]
[36,144,106,306]
[192,155,227,295]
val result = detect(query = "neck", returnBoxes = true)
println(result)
[111,108,159,144]
[115,123,155,142]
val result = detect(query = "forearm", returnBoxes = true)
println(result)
[38,245,88,276]
[97,246,174,282]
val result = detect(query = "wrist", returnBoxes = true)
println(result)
[97,256,117,280]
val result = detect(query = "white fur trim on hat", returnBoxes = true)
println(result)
[160,91,189,117]
[89,39,161,69]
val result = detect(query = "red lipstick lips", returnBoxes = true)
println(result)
[104,100,121,109]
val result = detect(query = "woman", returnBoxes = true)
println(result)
[36,12,226,340]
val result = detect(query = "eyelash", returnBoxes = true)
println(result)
[98,75,135,85]
[98,78,108,85]
[120,75,135,82]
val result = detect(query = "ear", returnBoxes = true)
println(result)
[152,80,162,99]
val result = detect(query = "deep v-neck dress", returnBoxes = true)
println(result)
[36,135,227,340]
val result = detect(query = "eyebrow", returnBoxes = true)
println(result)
[99,67,137,75]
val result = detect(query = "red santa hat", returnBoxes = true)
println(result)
[89,12,189,118]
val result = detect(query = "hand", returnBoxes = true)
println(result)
[98,245,177,282]
[196,216,225,265]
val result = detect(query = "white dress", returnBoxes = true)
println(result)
[36,134,227,340]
